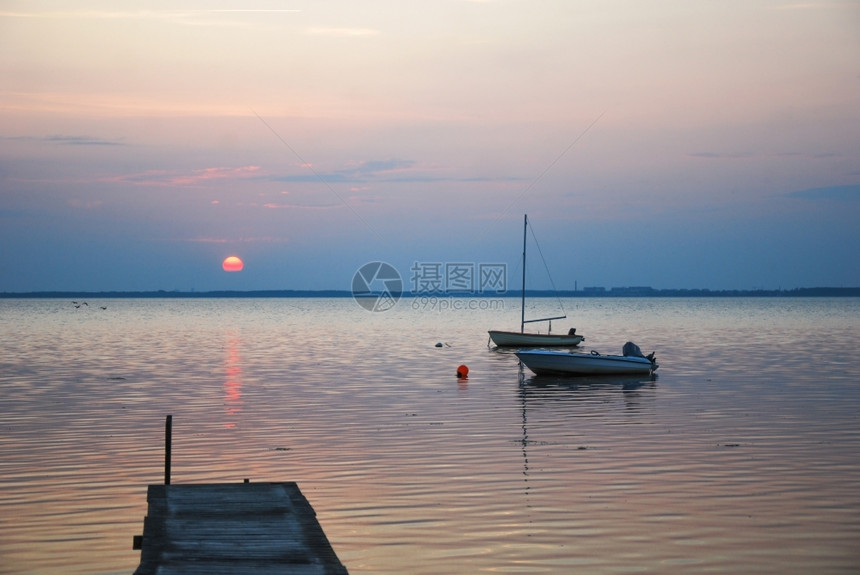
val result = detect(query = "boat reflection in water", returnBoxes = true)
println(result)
[520,371,658,390]
[518,369,658,413]
[515,371,659,498]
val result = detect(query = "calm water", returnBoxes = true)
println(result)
[1,297,858,574]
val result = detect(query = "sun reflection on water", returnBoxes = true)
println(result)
[223,332,243,429]
[0,298,858,574]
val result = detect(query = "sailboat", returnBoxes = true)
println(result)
[488,215,584,347]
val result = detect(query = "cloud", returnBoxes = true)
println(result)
[272,159,413,184]
[273,173,352,184]
[686,152,754,159]
[774,3,829,10]
[0,91,250,117]
[784,185,860,201]
[1,134,125,146]
[689,151,846,162]
[273,158,520,185]
[168,236,291,244]
[46,135,125,147]
[107,166,261,187]
[307,27,379,37]
[345,159,414,175]
[262,202,342,210]
[203,10,302,14]
[810,152,842,159]
[0,8,301,26]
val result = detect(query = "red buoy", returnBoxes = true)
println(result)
[456,364,469,378]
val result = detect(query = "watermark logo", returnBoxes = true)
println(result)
[353,260,507,312]
[352,261,403,312]
[409,262,507,294]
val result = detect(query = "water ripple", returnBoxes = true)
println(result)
[1,298,859,574]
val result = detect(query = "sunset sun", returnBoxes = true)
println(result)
[222,256,244,272]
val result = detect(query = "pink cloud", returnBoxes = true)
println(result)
[105,165,261,187]
[262,202,341,210]
[167,236,291,244]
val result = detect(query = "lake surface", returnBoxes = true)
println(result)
[1,297,858,574]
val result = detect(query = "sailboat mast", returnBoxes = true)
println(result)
[521,214,527,333]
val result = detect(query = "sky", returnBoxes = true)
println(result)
[1,0,859,293]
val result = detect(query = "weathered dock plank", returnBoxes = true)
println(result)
[133,482,348,575]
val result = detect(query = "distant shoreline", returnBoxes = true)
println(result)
[2,287,859,298]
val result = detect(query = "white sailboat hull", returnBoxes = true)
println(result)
[488,330,584,347]
[488,215,585,347]
[516,349,656,376]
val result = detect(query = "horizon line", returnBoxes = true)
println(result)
[2,286,859,298]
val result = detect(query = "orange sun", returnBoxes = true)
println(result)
[222,256,244,272]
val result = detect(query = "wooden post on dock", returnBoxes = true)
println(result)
[164,415,171,485]
[134,417,349,573]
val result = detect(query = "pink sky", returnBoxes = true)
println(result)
[1,1,858,292]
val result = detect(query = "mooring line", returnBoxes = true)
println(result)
[477,109,606,241]
[251,108,384,242]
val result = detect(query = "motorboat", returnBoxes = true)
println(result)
[516,342,658,376]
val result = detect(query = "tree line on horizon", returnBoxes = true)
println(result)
[2,286,859,298]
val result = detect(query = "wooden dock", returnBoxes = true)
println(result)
[133,481,348,575]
